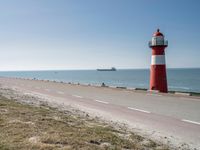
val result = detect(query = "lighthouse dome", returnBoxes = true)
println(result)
[149,29,168,47]
[153,29,164,37]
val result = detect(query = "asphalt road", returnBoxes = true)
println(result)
[0,77,200,148]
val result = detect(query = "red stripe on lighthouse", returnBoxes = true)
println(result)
[150,65,168,92]
[152,48,165,55]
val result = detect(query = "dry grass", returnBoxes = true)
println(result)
[0,96,169,150]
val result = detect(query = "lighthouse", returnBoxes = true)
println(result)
[149,29,168,93]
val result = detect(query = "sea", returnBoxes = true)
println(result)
[0,68,200,93]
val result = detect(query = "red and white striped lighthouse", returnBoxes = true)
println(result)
[149,29,168,93]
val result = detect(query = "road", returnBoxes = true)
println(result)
[0,77,200,148]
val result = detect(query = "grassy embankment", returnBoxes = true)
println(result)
[0,95,169,150]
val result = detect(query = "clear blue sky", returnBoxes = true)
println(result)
[0,0,200,71]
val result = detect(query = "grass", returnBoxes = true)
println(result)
[0,95,169,150]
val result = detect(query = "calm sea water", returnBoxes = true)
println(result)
[0,68,200,93]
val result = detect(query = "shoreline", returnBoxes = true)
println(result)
[2,76,200,98]
[0,68,200,94]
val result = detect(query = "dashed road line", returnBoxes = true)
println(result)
[56,91,65,95]
[45,89,51,92]
[128,107,151,113]
[182,119,200,125]
[72,95,83,98]
[94,100,109,104]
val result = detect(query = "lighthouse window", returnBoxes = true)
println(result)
[156,36,164,45]
[152,36,164,46]
[152,37,157,45]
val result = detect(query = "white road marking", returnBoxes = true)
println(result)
[182,119,200,125]
[179,97,200,102]
[57,91,65,95]
[45,89,51,92]
[95,100,109,104]
[72,95,83,98]
[128,107,151,113]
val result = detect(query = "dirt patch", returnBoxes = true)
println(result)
[28,136,40,144]
[0,108,8,114]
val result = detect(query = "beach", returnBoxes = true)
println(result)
[0,77,200,149]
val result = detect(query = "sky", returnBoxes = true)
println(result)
[0,0,200,71]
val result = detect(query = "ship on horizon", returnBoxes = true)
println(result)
[97,67,117,71]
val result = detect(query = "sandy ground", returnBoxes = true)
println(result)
[0,77,199,149]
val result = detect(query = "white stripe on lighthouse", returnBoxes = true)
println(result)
[151,55,165,65]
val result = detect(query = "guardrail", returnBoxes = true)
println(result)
[149,40,168,47]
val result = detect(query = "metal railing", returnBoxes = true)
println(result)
[149,40,168,47]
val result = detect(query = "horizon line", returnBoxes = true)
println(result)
[0,67,200,72]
